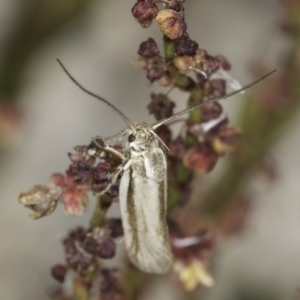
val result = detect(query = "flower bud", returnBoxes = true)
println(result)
[96,238,116,259]
[19,185,60,219]
[175,35,198,56]
[156,9,186,40]
[132,0,159,28]
[93,162,111,182]
[51,264,67,283]
[203,79,226,98]
[138,38,160,58]
[49,173,67,187]
[201,102,223,122]
[147,93,176,120]
[61,188,89,216]
[105,218,124,238]
[183,143,218,173]
[146,57,166,82]
[212,127,242,155]
[173,55,194,74]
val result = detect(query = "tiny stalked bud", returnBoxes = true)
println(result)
[208,55,231,71]
[19,185,60,219]
[106,185,119,199]
[51,264,67,283]
[169,136,186,159]
[138,37,160,58]
[156,72,173,86]
[131,0,159,28]
[183,143,218,173]
[193,49,208,72]
[212,127,242,155]
[96,237,116,259]
[100,269,123,298]
[49,173,67,187]
[156,9,186,40]
[201,102,223,122]
[93,162,111,182]
[166,0,184,11]
[147,93,176,120]
[68,161,92,184]
[146,57,166,82]
[61,188,89,216]
[175,35,198,56]
[105,218,124,238]
[203,79,226,98]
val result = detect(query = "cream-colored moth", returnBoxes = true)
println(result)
[57,60,275,273]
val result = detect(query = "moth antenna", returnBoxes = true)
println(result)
[56,59,135,131]
[152,69,276,130]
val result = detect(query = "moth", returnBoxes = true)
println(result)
[57,59,275,273]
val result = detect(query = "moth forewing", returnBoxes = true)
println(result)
[119,124,173,273]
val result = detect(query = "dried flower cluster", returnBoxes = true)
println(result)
[18,0,249,298]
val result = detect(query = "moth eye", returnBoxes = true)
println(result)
[128,134,136,143]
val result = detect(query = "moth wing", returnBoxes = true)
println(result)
[119,148,173,273]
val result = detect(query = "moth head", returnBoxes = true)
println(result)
[128,123,156,151]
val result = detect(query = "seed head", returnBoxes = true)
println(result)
[19,185,60,219]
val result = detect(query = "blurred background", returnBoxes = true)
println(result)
[1,0,300,299]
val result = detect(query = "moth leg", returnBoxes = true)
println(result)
[94,165,124,196]
[91,137,126,160]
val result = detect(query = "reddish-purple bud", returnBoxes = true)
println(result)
[93,162,111,182]
[96,238,116,259]
[132,0,159,28]
[51,264,67,283]
[138,38,160,58]
[203,79,226,98]
[146,57,166,82]
[147,93,176,120]
[61,188,89,216]
[201,102,223,122]
[183,143,218,173]
[208,55,231,71]
[68,161,92,183]
[105,218,124,238]
[175,35,198,56]
[49,173,67,187]
[166,0,184,11]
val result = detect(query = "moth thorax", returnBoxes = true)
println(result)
[129,123,156,152]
